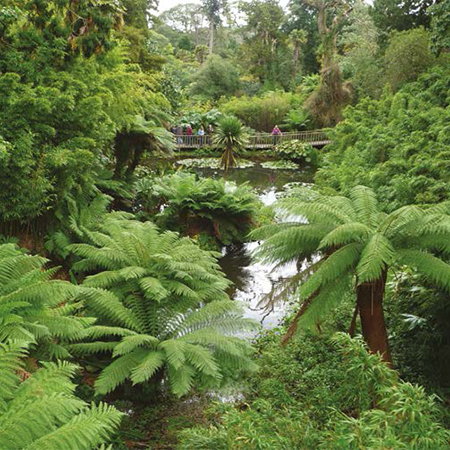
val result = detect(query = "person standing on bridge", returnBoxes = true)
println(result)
[206,124,214,145]
[198,125,205,146]
[176,125,183,145]
[186,124,193,145]
[272,125,282,145]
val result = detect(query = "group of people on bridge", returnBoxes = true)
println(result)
[171,124,214,145]
[171,122,284,147]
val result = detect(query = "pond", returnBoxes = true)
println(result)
[186,161,314,329]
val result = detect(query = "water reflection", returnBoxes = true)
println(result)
[211,166,312,329]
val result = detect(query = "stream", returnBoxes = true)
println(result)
[189,162,313,329]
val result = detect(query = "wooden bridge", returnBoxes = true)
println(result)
[175,130,331,150]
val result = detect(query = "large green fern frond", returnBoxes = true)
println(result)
[356,233,395,283]
[396,249,450,292]
[350,185,379,228]
[300,243,362,299]
[319,222,372,249]
[0,343,122,449]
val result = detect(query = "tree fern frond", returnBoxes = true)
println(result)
[356,233,395,283]
[254,224,332,264]
[350,185,379,228]
[297,276,353,330]
[95,349,148,395]
[160,339,187,370]
[319,222,372,249]
[396,249,450,292]
[130,350,165,384]
[378,205,424,236]
[300,243,361,299]
[113,334,159,357]
[0,344,121,449]
[25,402,123,450]
[183,343,221,379]
[167,364,196,397]
[276,199,352,225]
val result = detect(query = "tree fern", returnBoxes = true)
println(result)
[0,243,94,358]
[69,218,259,396]
[253,185,450,361]
[0,342,122,450]
[135,171,263,247]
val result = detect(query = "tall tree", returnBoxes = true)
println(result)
[252,186,450,363]
[286,0,321,74]
[289,29,308,80]
[303,0,353,126]
[371,0,437,43]
[159,3,206,46]
[339,0,383,98]
[122,0,158,29]
[429,0,450,55]
[203,0,227,55]
[239,0,286,87]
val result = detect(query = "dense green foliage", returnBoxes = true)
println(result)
[220,91,302,132]
[316,63,450,210]
[0,341,122,450]
[180,332,450,449]
[384,28,435,91]
[190,56,240,100]
[2,0,450,448]
[135,172,264,247]
[69,218,257,396]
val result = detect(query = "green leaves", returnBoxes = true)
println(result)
[254,184,450,341]
[356,233,395,283]
[0,243,93,355]
[71,218,258,397]
[396,249,450,293]
[0,342,122,449]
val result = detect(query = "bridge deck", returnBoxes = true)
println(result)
[175,131,331,149]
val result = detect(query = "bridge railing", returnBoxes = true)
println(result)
[174,130,330,149]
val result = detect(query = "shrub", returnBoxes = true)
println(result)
[275,140,318,166]
[220,92,293,132]
[135,172,266,247]
[385,28,435,91]
[315,63,450,211]
[190,56,240,100]
[179,332,450,449]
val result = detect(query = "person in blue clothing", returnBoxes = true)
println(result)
[197,125,205,145]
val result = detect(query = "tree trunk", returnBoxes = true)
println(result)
[208,21,214,55]
[356,272,392,364]
[293,45,299,80]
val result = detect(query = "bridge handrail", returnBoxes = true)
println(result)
[174,130,330,148]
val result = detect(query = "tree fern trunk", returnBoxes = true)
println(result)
[356,272,392,364]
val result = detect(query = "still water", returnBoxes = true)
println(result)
[191,163,313,328]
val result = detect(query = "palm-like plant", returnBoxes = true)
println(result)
[69,218,257,396]
[213,116,249,172]
[135,172,262,246]
[0,341,122,449]
[0,243,92,358]
[252,185,450,362]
